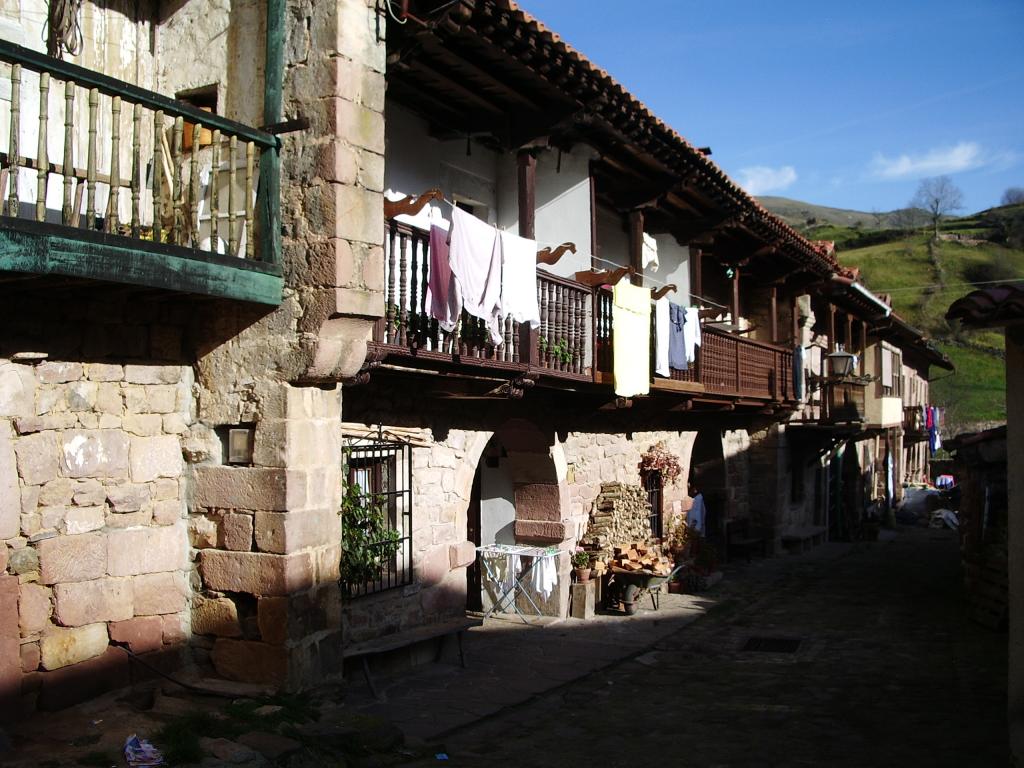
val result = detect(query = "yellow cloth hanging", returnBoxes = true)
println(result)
[612,282,651,397]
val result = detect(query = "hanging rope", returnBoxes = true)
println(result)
[44,0,83,59]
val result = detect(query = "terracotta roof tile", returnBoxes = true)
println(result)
[486,1,838,274]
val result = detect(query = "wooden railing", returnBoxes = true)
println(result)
[903,405,927,436]
[823,379,867,423]
[379,218,593,378]
[595,287,795,401]
[0,40,278,262]
[536,271,591,376]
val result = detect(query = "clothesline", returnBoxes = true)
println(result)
[585,253,731,312]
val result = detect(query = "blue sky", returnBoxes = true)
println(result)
[517,1,1024,214]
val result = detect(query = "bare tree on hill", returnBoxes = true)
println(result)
[1002,187,1024,206]
[909,175,964,238]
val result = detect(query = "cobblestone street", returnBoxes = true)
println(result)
[393,527,1006,767]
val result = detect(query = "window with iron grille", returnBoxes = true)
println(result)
[341,432,413,598]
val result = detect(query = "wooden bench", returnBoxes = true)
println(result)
[725,519,767,562]
[342,617,482,700]
[780,525,828,554]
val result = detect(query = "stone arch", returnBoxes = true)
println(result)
[689,428,728,543]
[471,419,570,616]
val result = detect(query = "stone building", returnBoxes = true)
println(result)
[947,284,1022,762]
[0,0,952,714]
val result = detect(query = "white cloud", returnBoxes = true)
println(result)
[869,141,985,179]
[737,165,798,195]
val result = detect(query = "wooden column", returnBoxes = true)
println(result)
[827,303,836,353]
[770,285,779,343]
[845,313,854,351]
[731,267,740,324]
[691,246,703,305]
[628,209,644,287]
[589,164,598,270]
[860,320,868,376]
[791,295,799,344]
[517,149,538,366]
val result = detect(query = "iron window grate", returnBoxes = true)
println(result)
[341,431,413,598]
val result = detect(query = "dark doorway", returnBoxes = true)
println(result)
[466,469,482,612]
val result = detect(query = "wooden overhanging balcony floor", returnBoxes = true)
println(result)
[369,218,797,412]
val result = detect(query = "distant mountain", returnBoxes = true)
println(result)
[757,196,907,229]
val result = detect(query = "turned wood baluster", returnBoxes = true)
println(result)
[537,280,548,366]
[6,63,20,217]
[152,109,163,242]
[86,88,98,228]
[170,116,183,244]
[511,316,520,363]
[106,95,120,232]
[62,80,74,224]
[244,141,254,258]
[577,291,586,373]
[131,102,141,237]
[420,233,430,347]
[398,230,409,346]
[559,284,569,370]
[35,72,49,222]
[189,122,201,247]
[227,135,237,255]
[210,129,221,251]
[386,223,396,343]
[571,287,580,373]
[409,231,420,345]
[546,281,556,367]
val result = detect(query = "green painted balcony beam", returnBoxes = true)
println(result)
[0,220,283,306]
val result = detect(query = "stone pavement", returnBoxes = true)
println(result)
[2,526,1006,767]
[387,526,1007,767]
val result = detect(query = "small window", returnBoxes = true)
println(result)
[341,432,413,598]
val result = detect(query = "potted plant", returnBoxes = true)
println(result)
[571,547,592,582]
[339,482,401,590]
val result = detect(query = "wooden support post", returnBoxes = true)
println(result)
[861,320,868,376]
[791,295,799,344]
[845,313,853,351]
[589,164,598,270]
[517,149,539,366]
[692,246,703,303]
[770,284,779,343]
[731,266,740,324]
[827,303,836,353]
[629,209,644,287]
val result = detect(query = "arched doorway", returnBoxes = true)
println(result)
[467,420,568,615]
[689,429,727,547]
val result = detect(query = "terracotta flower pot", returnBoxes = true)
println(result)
[574,567,592,582]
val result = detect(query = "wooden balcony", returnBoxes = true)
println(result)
[821,378,867,423]
[595,288,796,403]
[374,219,593,383]
[0,41,282,305]
[903,405,928,441]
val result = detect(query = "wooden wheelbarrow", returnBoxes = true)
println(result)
[605,564,685,615]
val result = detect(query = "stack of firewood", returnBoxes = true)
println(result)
[610,543,673,575]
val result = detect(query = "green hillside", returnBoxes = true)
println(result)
[758,196,910,229]
[791,203,1024,436]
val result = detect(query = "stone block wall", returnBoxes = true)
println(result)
[0,358,191,713]
[189,383,343,688]
[560,430,697,536]
[343,428,489,643]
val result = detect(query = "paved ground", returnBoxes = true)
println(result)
[3,525,1007,767]
[391,527,1007,767]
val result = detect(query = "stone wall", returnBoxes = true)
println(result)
[1,358,191,713]
[342,428,488,643]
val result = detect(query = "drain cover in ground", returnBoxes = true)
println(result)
[742,636,801,653]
